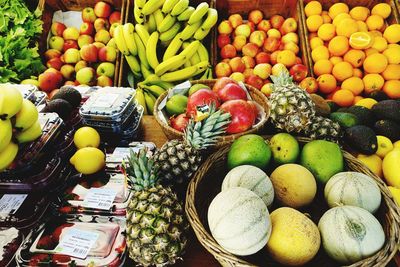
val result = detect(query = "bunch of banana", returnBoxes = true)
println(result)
[0,85,42,171]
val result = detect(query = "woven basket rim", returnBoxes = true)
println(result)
[185,136,400,267]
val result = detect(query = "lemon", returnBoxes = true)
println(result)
[357,154,383,178]
[371,3,392,19]
[74,127,101,149]
[349,32,373,49]
[394,141,400,149]
[388,186,400,206]
[70,147,105,175]
[382,149,400,187]
[355,97,378,109]
[376,135,394,158]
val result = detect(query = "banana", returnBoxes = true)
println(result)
[162,0,179,14]
[197,42,209,62]
[0,119,12,153]
[153,9,165,29]
[16,119,42,144]
[0,85,23,120]
[135,24,150,46]
[14,99,38,131]
[155,54,186,76]
[0,142,18,171]
[114,25,130,55]
[143,84,166,98]
[122,23,138,56]
[184,59,192,68]
[146,80,174,90]
[142,74,162,83]
[141,63,154,80]
[194,26,211,40]
[134,0,146,9]
[180,20,202,40]
[170,0,189,16]
[177,6,195,21]
[163,33,183,61]
[144,91,156,115]
[147,13,157,33]
[199,66,210,80]
[180,40,200,59]
[133,32,150,69]
[158,14,176,33]
[160,64,198,82]
[193,60,209,76]
[200,8,218,29]
[135,88,148,115]
[142,0,166,16]
[134,5,145,24]
[188,2,209,25]
[146,32,160,70]
[159,22,181,42]
[190,51,201,66]
[125,54,141,73]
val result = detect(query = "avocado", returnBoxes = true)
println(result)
[52,87,82,108]
[345,105,375,126]
[336,107,349,113]
[344,125,377,155]
[326,101,340,112]
[367,90,389,101]
[374,120,400,142]
[371,100,400,123]
[310,94,330,117]
[41,99,73,121]
[330,112,359,128]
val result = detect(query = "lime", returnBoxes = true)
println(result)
[165,95,188,116]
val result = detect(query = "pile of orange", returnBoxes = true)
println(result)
[305,1,400,107]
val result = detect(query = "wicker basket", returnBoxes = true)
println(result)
[153,79,270,146]
[186,136,400,267]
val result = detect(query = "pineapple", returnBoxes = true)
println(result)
[269,71,316,133]
[153,107,231,184]
[124,148,189,266]
[304,115,342,142]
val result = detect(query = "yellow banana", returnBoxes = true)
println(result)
[133,32,150,69]
[123,23,138,56]
[0,85,23,119]
[163,33,183,61]
[201,8,218,30]
[155,54,186,76]
[135,88,148,115]
[114,24,130,55]
[153,9,164,29]
[135,24,150,45]
[158,14,176,33]
[177,6,195,21]
[14,99,38,131]
[197,42,209,62]
[193,60,209,76]
[146,80,174,90]
[134,5,145,24]
[190,51,201,66]
[144,91,156,115]
[16,119,42,144]
[188,2,209,25]
[180,20,202,40]
[159,22,181,42]
[141,63,154,80]
[125,54,141,73]
[0,119,12,153]
[0,142,18,171]
[194,27,211,40]
[134,0,146,9]
[142,74,162,84]
[143,85,166,98]
[147,13,157,33]
[160,64,198,82]
[142,0,166,15]
[162,0,179,14]
[200,66,211,80]
[170,0,189,16]
[146,32,160,70]
[180,40,200,59]
[184,59,192,68]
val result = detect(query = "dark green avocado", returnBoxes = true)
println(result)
[344,125,377,155]
[51,87,82,108]
[330,112,359,128]
[371,100,400,123]
[41,99,73,121]
[345,105,375,126]
[374,120,400,142]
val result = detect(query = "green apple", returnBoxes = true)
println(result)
[96,62,115,78]
[188,84,210,96]
[269,133,300,164]
[49,36,65,52]
[166,95,188,116]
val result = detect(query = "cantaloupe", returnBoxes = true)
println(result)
[324,172,382,213]
[208,187,271,256]
[318,205,385,264]
[222,165,274,206]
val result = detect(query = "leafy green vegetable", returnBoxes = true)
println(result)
[0,0,45,82]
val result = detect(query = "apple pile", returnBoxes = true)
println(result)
[216,10,309,94]
[37,1,121,97]
[166,77,259,134]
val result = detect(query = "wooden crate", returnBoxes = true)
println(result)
[299,0,400,77]
[214,0,311,74]
[38,0,126,86]
[117,0,217,87]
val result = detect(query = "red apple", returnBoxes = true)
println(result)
[255,52,271,64]
[49,36,64,52]
[94,1,112,18]
[247,100,258,119]
[82,7,97,23]
[234,24,251,38]
[281,32,299,44]
[78,34,94,48]
[109,11,121,24]
[270,51,280,65]
[60,64,75,80]
[247,21,256,33]
[97,75,113,86]
[76,67,97,86]
[249,10,264,25]
[299,77,318,94]
[75,60,88,72]
[80,22,95,35]
[257,20,271,32]
[280,18,297,34]
[228,14,243,29]
[186,89,220,116]
[232,35,247,51]
[261,82,273,96]
[220,99,256,133]
[217,83,247,102]
[215,62,232,78]
[249,31,266,47]
[62,27,79,41]
[98,46,117,62]
[263,37,281,52]
[243,68,254,79]
[94,18,110,32]
[46,57,64,70]
[63,39,78,52]
[64,81,78,86]
[170,113,190,132]
[92,42,106,49]
[218,20,233,35]
[295,56,302,64]
[230,72,245,82]
[270,15,285,29]
[242,56,256,69]
[228,57,246,73]
[38,71,63,93]
[80,44,98,62]
[254,63,272,79]
[51,22,66,37]
[217,34,231,48]
[44,49,62,61]
[95,29,111,44]
[242,43,259,57]
[246,74,264,89]
[212,77,237,93]
[220,44,237,59]
[64,48,81,64]
[289,64,308,82]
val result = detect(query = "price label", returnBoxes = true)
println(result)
[82,188,117,210]
[107,147,131,163]
[0,194,27,214]
[54,228,99,259]
[92,93,119,108]
[108,174,125,185]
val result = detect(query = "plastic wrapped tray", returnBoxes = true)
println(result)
[0,227,24,267]
[11,83,38,101]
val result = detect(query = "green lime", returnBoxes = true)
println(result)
[165,95,188,116]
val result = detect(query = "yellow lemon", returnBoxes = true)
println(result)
[305,1,322,17]
[350,6,370,21]
[349,32,373,49]
[332,13,351,27]
[383,46,400,64]
[336,18,358,38]
[329,3,349,19]
[383,24,400,44]
[317,23,336,41]
[376,135,394,158]
[371,3,392,19]
[383,149,400,187]
[388,187,400,206]
[371,36,388,52]
[73,126,101,149]
[366,15,384,31]
[356,21,368,32]
[70,147,105,175]
[357,154,383,178]
[363,53,388,74]
[382,64,400,80]
[355,97,378,109]
[394,141,400,149]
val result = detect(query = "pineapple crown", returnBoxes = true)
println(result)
[270,70,295,89]
[123,148,159,191]
[183,104,231,150]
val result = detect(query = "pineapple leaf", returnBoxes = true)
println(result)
[270,70,294,87]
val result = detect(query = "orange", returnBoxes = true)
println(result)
[317,23,336,41]
[336,18,359,38]
[349,6,370,21]
[317,74,337,94]
[326,87,340,100]
[314,59,333,76]
[277,50,296,67]
[366,15,384,31]
[341,77,364,95]
[329,3,349,19]
[311,45,330,62]
[321,11,332,23]
[343,49,366,68]
[330,56,343,65]
[306,15,324,32]
[382,64,400,80]
[371,3,392,19]
[310,37,324,50]
[363,53,388,74]
[356,21,368,32]
[365,48,379,56]
[383,24,400,44]
[305,1,323,17]
[332,13,352,27]
[355,98,378,109]
[383,80,400,99]
[332,61,353,81]
[363,73,385,93]
[353,68,363,78]
[328,36,349,56]
[349,32,373,49]
[332,89,354,107]
[371,36,388,52]
[383,46,400,64]
[369,30,383,38]
[353,96,364,105]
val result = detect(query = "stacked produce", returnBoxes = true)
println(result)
[114,0,217,84]
[304,1,400,105]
